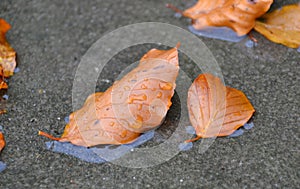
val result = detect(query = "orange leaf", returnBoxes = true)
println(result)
[0,19,16,78]
[254,3,300,48]
[0,65,8,90]
[0,131,5,153]
[169,0,273,36]
[187,74,255,142]
[39,45,180,147]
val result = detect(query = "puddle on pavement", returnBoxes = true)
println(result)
[46,131,155,163]
[0,161,6,172]
[188,25,247,42]
[44,122,253,163]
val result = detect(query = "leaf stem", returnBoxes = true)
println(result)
[185,135,201,143]
[38,131,61,141]
[165,3,184,15]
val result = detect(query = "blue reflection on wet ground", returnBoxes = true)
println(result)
[188,25,246,42]
[44,122,254,163]
[227,122,254,138]
[46,130,155,163]
[0,125,5,172]
[0,161,6,172]
[178,142,193,151]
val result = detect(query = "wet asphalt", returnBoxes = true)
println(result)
[0,0,299,188]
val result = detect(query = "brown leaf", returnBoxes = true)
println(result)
[168,0,273,36]
[39,44,180,147]
[187,74,255,142]
[0,19,16,77]
[254,3,300,48]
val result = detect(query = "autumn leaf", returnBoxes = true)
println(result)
[39,44,180,147]
[167,0,273,36]
[0,65,8,90]
[0,131,5,153]
[0,19,16,78]
[187,73,255,142]
[254,3,300,48]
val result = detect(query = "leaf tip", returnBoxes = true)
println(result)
[0,19,11,34]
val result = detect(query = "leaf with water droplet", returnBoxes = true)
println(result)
[187,73,255,142]
[39,44,180,147]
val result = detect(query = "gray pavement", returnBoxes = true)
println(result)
[0,0,299,188]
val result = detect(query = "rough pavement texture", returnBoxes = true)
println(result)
[0,0,299,188]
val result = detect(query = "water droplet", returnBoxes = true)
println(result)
[128,94,147,103]
[159,82,173,90]
[120,130,127,138]
[130,115,143,129]
[141,84,147,89]
[137,104,142,110]
[110,122,115,126]
[156,92,162,98]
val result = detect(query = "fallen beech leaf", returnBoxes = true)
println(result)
[254,3,300,48]
[40,44,180,147]
[168,0,273,36]
[0,19,16,77]
[0,131,5,153]
[0,65,8,90]
[187,74,255,142]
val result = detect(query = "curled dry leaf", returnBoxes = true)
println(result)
[187,74,255,142]
[254,3,300,48]
[168,0,273,36]
[39,44,180,147]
